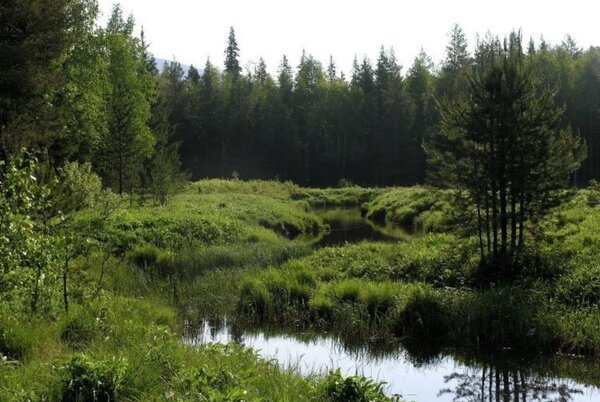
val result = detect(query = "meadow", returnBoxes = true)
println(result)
[2,179,600,400]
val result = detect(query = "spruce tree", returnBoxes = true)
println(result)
[224,27,241,76]
[255,58,268,83]
[100,5,154,195]
[327,56,337,81]
[278,55,294,104]
[0,0,94,162]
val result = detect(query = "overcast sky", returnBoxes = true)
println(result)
[97,0,599,75]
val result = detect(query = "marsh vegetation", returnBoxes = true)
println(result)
[2,1,600,400]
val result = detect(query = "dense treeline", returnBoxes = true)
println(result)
[1,1,599,192]
[165,26,600,187]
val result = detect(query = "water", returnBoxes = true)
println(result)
[188,320,600,402]
[310,207,414,247]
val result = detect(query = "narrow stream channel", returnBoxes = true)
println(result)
[308,207,414,247]
[187,207,600,401]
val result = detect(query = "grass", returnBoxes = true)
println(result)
[1,271,401,401]
[74,186,324,255]
[4,179,600,399]
[363,186,458,232]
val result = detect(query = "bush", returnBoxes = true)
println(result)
[396,285,450,341]
[127,245,170,270]
[461,287,540,349]
[587,180,600,206]
[318,369,401,402]
[60,306,108,348]
[54,161,103,213]
[0,319,32,360]
[57,355,128,402]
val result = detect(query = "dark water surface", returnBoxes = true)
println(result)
[309,207,413,247]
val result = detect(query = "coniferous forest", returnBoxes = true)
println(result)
[2,3,599,189]
[2,1,600,401]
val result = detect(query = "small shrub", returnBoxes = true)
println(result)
[587,180,600,206]
[0,320,32,360]
[332,280,361,304]
[61,312,98,349]
[361,283,397,319]
[318,369,401,402]
[239,280,272,318]
[54,161,103,213]
[396,285,450,341]
[461,287,539,349]
[309,294,335,321]
[127,245,169,269]
[58,355,128,402]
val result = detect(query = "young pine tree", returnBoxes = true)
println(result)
[427,32,586,277]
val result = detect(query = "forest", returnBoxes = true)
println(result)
[1,0,600,401]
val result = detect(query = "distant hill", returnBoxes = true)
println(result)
[155,57,202,76]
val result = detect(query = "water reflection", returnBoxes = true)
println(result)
[186,320,600,402]
[307,207,414,247]
[439,364,585,402]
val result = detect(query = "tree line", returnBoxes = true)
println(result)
[1,1,599,194]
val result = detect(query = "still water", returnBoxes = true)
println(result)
[188,320,600,402]
[309,207,413,247]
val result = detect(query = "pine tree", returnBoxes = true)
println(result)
[187,65,200,84]
[427,32,586,275]
[406,49,435,183]
[561,35,582,58]
[444,24,469,71]
[0,0,94,162]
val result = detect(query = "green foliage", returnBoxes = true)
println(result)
[98,5,155,195]
[127,245,170,269]
[57,354,128,401]
[0,151,63,314]
[0,0,97,160]
[53,161,103,213]
[364,186,456,231]
[396,285,450,341]
[318,369,401,402]
[428,32,586,269]
[588,180,600,206]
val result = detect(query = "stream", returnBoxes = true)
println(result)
[187,207,600,401]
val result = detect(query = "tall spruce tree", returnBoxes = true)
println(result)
[100,5,154,195]
[224,27,241,76]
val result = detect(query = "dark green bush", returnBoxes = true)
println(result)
[318,369,401,402]
[0,321,31,360]
[396,286,450,341]
[461,287,541,350]
[127,245,170,271]
[58,355,128,402]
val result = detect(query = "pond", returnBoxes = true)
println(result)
[187,319,600,402]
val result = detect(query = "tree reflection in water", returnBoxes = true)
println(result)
[438,363,583,402]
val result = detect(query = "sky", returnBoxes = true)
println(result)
[97,0,599,76]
